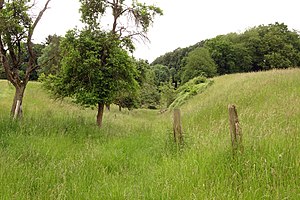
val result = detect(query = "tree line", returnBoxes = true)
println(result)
[152,22,300,85]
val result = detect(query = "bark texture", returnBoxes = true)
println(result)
[97,103,105,127]
[11,85,26,119]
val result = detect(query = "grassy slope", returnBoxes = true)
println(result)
[0,69,299,199]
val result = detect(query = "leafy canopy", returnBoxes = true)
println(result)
[181,48,217,83]
[45,29,138,107]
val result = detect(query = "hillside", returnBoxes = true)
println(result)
[0,69,299,199]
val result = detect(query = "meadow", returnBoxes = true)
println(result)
[0,69,299,199]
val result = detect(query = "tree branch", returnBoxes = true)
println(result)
[0,0,4,10]
[0,36,18,87]
[26,0,51,80]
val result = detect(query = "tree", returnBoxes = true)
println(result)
[139,69,160,109]
[160,80,176,109]
[45,0,162,127]
[205,34,252,75]
[181,48,217,83]
[134,59,149,86]
[45,29,138,126]
[38,34,62,76]
[0,0,51,118]
[114,88,140,111]
[151,64,170,87]
[151,41,204,88]
[0,63,5,79]
[242,22,300,70]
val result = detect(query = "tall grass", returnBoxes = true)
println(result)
[0,69,299,199]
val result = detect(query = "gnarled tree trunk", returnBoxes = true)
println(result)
[105,104,110,111]
[97,103,104,127]
[11,84,26,119]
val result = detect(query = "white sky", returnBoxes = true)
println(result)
[34,0,300,62]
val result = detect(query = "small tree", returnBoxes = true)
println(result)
[181,47,217,83]
[139,69,160,109]
[0,0,51,118]
[160,81,176,109]
[45,29,138,126]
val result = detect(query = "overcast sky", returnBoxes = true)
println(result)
[34,0,300,62]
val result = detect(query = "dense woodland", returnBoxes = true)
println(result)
[152,22,300,84]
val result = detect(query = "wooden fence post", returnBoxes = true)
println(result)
[173,109,183,144]
[228,104,243,153]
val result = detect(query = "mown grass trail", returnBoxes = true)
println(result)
[0,69,299,199]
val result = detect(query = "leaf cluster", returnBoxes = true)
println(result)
[0,0,32,43]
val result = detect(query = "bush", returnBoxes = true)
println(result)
[181,48,217,83]
[169,76,213,109]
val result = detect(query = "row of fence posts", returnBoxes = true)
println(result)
[173,104,243,154]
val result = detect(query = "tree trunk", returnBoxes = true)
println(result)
[106,104,111,111]
[119,105,122,112]
[97,103,105,127]
[11,85,26,119]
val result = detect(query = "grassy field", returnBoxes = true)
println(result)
[0,69,299,199]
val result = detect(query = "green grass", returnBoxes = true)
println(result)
[0,69,300,199]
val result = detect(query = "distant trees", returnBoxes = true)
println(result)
[204,34,252,74]
[38,34,62,76]
[181,48,217,83]
[242,23,300,70]
[152,22,300,84]
[139,65,160,109]
[152,42,204,88]
[152,64,170,87]
[0,0,51,118]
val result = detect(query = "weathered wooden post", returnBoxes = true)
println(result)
[228,104,243,153]
[173,109,183,144]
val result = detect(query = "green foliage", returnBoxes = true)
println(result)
[0,1,32,38]
[134,59,150,85]
[133,2,163,32]
[44,29,138,107]
[151,64,170,86]
[206,22,300,72]
[181,48,217,83]
[139,69,160,108]
[205,34,252,74]
[169,76,213,109]
[38,34,62,76]
[249,22,300,70]
[152,42,205,87]
[114,92,139,110]
[79,0,162,49]
[152,22,300,84]
[159,81,176,109]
